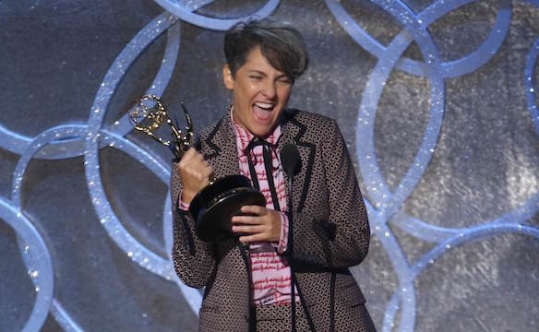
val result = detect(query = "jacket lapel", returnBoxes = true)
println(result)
[201,115,241,178]
[279,109,315,213]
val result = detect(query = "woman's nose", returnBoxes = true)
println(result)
[262,80,276,99]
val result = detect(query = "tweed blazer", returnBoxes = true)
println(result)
[171,109,374,331]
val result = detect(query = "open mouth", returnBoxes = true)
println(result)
[253,102,274,122]
[254,102,274,110]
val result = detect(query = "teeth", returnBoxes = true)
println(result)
[254,102,273,110]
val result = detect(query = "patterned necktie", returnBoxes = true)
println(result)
[244,138,281,211]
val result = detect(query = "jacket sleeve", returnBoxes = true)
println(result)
[289,118,371,270]
[170,161,216,288]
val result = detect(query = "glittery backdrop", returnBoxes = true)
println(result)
[1,0,539,331]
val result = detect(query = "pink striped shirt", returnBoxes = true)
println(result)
[231,114,296,306]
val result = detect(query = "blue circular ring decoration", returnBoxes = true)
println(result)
[324,0,512,78]
[0,198,54,332]
[525,38,539,133]
[153,0,280,31]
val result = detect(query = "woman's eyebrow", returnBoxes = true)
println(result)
[248,69,288,79]
[247,69,266,75]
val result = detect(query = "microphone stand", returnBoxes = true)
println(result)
[282,143,316,332]
[287,173,297,332]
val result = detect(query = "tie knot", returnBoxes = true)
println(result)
[244,137,279,171]
[244,137,275,155]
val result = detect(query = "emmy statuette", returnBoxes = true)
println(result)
[128,94,265,243]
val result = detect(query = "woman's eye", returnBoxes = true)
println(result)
[250,76,262,80]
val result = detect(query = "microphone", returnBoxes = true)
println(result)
[280,143,301,177]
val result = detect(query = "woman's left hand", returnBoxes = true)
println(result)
[231,205,282,244]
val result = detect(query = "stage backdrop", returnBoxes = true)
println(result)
[1,0,539,331]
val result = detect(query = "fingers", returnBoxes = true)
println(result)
[177,148,213,203]
[233,205,267,222]
[231,206,281,243]
[180,148,213,179]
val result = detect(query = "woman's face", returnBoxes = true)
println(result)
[223,46,292,138]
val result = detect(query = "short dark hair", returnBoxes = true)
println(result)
[224,18,309,83]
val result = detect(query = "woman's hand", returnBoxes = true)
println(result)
[177,148,213,204]
[231,205,282,243]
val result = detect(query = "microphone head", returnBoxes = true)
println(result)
[280,143,301,177]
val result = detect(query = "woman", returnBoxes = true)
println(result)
[171,18,375,332]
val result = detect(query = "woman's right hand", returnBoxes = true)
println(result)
[177,148,213,204]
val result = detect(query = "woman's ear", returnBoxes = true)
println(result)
[223,65,234,90]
